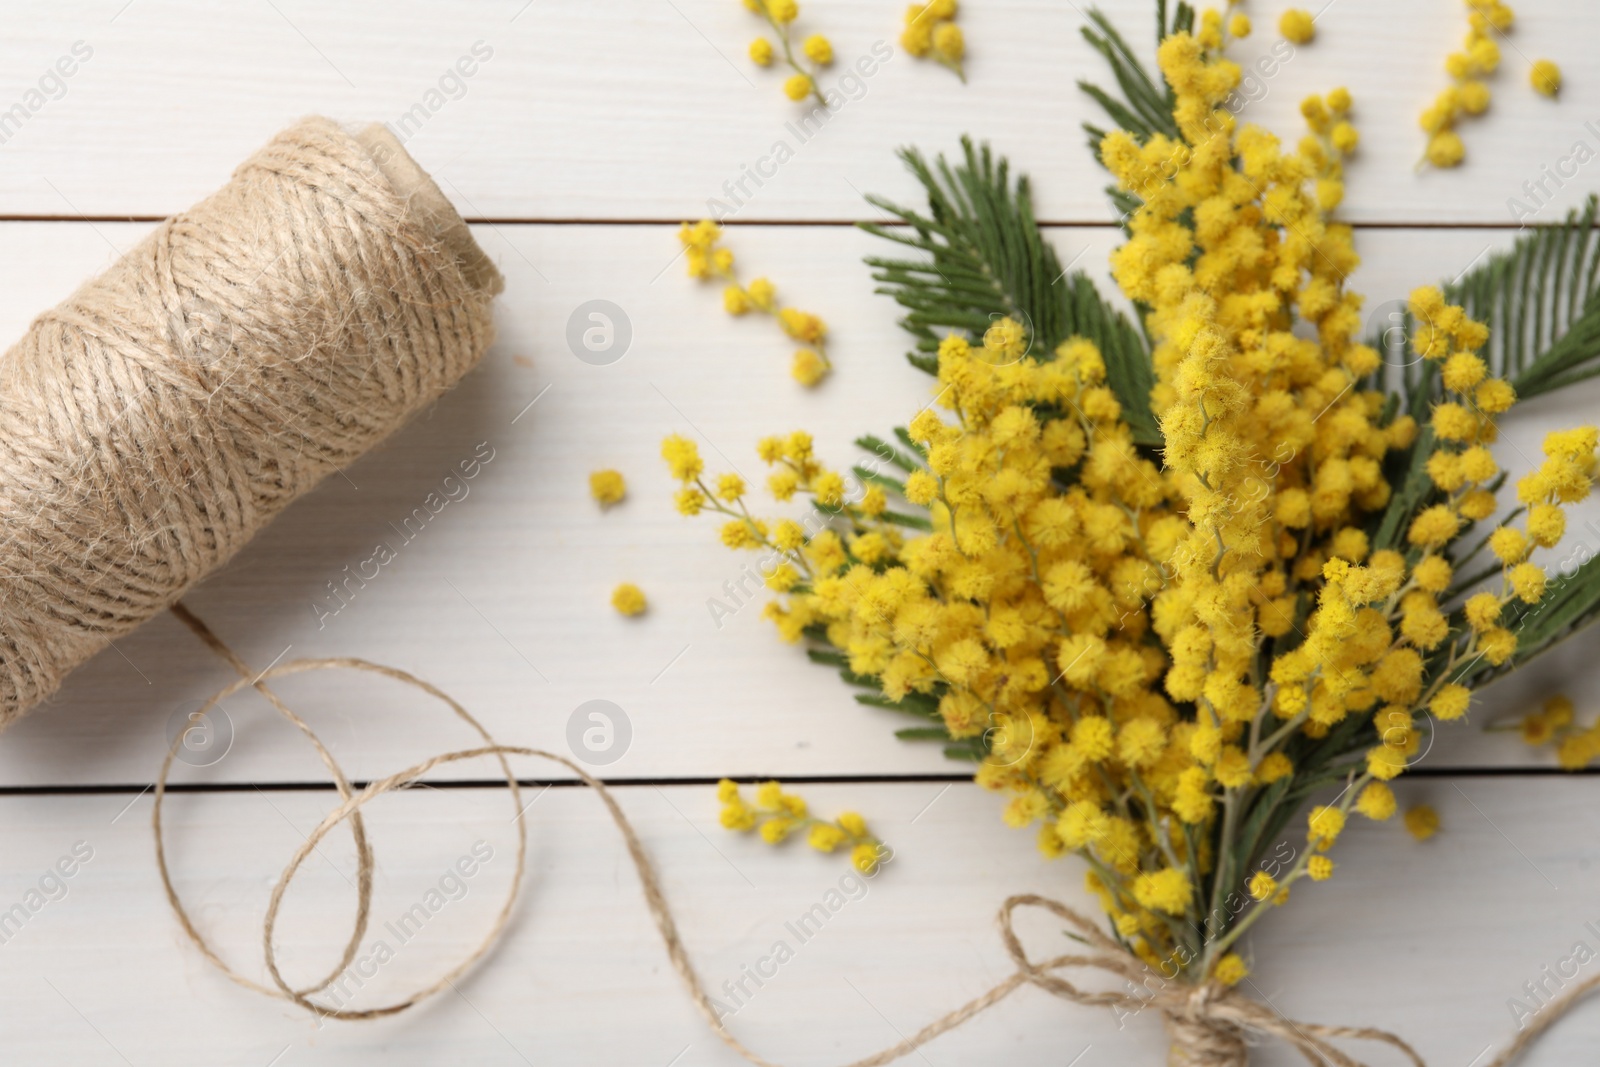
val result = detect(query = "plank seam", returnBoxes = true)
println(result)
[0,215,1559,230]
[0,765,1588,796]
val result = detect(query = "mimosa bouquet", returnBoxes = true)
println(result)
[668,2,1600,1062]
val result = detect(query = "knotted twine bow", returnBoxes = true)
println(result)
[154,603,1589,1065]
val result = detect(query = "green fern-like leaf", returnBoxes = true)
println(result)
[859,139,1062,354]
[1077,5,1186,154]
[1079,2,1192,223]
[894,726,953,741]
[943,741,988,762]
[858,138,1160,445]
[851,465,907,495]
[1158,0,1197,42]
[1449,196,1600,399]
[1371,200,1600,553]
[1382,198,1600,412]
[854,434,923,473]
[1369,425,1436,553]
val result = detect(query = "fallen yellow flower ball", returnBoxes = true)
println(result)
[1279,8,1314,44]
[1531,59,1562,97]
[1427,130,1466,168]
[611,582,648,616]
[791,348,828,386]
[1404,805,1440,841]
[589,468,626,507]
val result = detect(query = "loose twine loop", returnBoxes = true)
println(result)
[157,603,1596,1066]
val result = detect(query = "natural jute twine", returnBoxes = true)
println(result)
[0,115,502,729]
[156,604,1598,1066]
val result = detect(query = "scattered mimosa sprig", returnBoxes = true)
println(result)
[1419,1,1560,169]
[901,1,965,81]
[718,779,885,872]
[679,220,833,386]
[743,0,832,105]
[1495,693,1600,768]
[661,428,891,608]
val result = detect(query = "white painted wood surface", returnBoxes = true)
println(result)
[2,781,1598,1067]
[2,0,1598,224]
[2,1,1600,1063]
[2,221,1595,783]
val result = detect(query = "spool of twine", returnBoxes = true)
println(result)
[0,115,503,727]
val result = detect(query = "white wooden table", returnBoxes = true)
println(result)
[4,2,1600,1064]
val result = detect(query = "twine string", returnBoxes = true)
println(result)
[157,603,526,1021]
[161,603,374,999]
[1481,972,1600,1067]
[152,602,1482,1067]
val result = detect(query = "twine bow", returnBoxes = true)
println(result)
[981,894,1426,1067]
[154,603,1591,1066]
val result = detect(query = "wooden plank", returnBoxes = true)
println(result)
[0,1,1594,223]
[0,221,1596,784]
[0,779,1594,1065]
